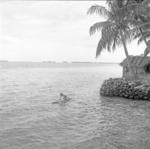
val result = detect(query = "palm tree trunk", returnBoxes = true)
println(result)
[139,28,150,56]
[120,30,136,78]
[138,28,150,64]
[139,28,148,46]
[138,16,150,57]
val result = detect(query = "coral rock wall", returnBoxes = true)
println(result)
[100,78,150,100]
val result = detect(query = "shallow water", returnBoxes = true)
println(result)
[1,63,150,149]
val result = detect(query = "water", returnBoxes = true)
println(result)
[1,63,150,149]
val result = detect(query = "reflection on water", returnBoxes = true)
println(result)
[0,64,150,149]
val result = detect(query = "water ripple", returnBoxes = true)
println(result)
[0,65,150,149]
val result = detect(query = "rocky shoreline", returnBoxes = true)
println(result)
[100,78,150,100]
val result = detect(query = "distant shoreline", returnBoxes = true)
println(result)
[0,61,119,69]
[0,60,119,64]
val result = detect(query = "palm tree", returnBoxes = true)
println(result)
[133,7,150,58]
[122,0,150,64]
[134,19,150,59]
[105,0,150,64]
[112,0,150,58]
[87,3,136,78]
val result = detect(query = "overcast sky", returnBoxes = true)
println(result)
[0,1,146,62]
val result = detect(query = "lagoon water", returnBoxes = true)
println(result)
[1,63,150,149]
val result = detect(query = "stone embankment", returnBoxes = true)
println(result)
[100,78,150,100]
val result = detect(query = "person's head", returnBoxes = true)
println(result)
[60,93,64,96]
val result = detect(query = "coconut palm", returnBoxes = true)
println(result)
[115,0,150,57]
[133,9,150,58]
[106,0,150,60]
[134,19,150,58]
[125,0,150,58]
[87,3,136,77]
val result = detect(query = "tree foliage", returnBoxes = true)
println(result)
[87,2,134,57]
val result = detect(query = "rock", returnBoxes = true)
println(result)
[100,78,150,100]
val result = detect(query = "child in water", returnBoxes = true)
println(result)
[51,93,71,104]
[59,93,70,102]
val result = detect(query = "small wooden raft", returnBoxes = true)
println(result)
[100,78,150,100]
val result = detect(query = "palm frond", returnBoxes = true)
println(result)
[89,21,112,35]
[142,0,150,6]
[112,34,121,51]
[87,5,109,17]
[96,39,106,58]
[131,21,150,33]
[137,32,150,44]
[96,27,112,57]
[113,2,150,19]
[96,26,121,57]
[126,19,143,27]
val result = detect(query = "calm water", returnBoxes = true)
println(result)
[1,63,150,149]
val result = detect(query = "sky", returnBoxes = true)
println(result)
[0,1,146,62]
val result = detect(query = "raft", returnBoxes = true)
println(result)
[100,78,150,100]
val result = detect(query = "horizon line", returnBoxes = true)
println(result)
[0,60,119,63]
